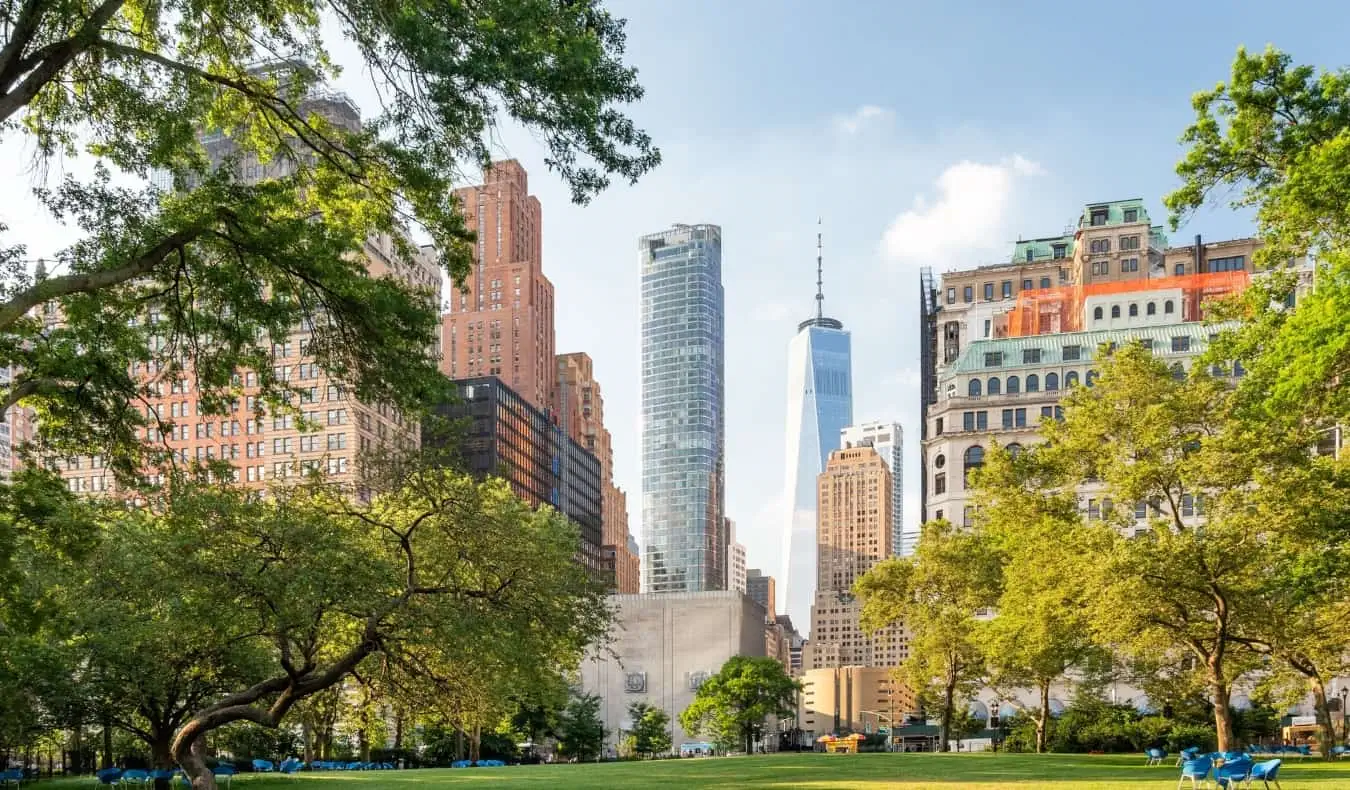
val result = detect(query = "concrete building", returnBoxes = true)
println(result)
[840,421,904,556]
[782,228,853,629]
[799,667,915,739]
[431,376,603,573]
[578,592,766,753]
[727,518,747,594]
[440,160,555,414]
[639,224,726,594]
[746,569,776,619]
[557,352,639,592]
[806,447,906,671]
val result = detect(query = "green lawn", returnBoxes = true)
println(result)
[35,753,1350,789]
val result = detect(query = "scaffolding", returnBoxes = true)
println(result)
[1003,271,1249,337]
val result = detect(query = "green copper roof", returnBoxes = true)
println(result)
[950,320,1239,374]
[1078,199,1149,229]
[1010,234,1075,263]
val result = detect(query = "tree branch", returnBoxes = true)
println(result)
[0,0,127,123]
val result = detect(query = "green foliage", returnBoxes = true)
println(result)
[855,520,998,752]
[627,701,671,757]
[217,723,298,763]
[556,694,606,762]
[679,656,799,754]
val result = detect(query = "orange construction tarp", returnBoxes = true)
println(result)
[1003,271,1249,338]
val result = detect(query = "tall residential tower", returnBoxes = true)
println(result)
[782,227,853,630]
[841,421,905,556]
[639,224,727,593]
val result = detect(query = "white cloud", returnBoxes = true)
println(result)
[879,155,1044,268]
[832,104,894,135]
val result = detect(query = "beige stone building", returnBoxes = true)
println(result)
[799,666,914,738]
[806,447,906,671]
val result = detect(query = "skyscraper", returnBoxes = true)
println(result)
[841,421,905,556]
[640,224,726,594]
[440,160,555,414]
[782,227,852,630]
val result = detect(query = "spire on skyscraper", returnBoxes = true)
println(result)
[799,218,841,332]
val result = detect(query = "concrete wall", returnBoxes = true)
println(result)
[578,592,767,752]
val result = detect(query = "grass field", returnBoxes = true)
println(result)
[37,753,1350,789]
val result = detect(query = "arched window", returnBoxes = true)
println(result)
[964,445,985,478]
[1147,302,1157,315]
[1066,371,1080,387]
[1093,306,1103,321]
[1045,372,1059,391]
[1086,370,1098,387]
[1171,363,1185,381]
[1129,303,1139,317]
[968,379,981,397]
[1234,361,1246,377]
[1165,300,1176,314]
[1026,374,1040,392]
[934,454,946,469]
[1006,375,1020,394]
[987,377,1002,395]
[1006,443,1024,458]
[1111,305,1121,319]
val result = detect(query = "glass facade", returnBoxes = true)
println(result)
[782,319,852,631]
[640,224,726,594]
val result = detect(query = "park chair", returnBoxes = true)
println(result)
[1147,747,1167,766]
[1332,745,1349,759]
[0,768,22,788]
[251,760,274,773]
[212,764,235,789]
[1251,759,1282,790]
[147,770,175,784]
[120,769,151,786]
[94,768,122,787]
[1178,756,1212,790]
[1177,747,1200,766]
[1215,755,1253,789]
[279,759,302,775]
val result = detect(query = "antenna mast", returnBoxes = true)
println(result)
[816,218,824,320]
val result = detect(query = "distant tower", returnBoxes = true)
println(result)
[781,221,853,631]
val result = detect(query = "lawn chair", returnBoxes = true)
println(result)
[1177,747,1199,766]
[94,768,122,787]
[212,765,235,789]
[1179,756,1213,790]
[1147,747,1167,766]
[147,770,175,785]
[251,760,275,773]
[0,768,22,788]
[1215,755,1253,789]
[1251,759,1282,790]
[1332,745,1348,759]
[120,769,151,786]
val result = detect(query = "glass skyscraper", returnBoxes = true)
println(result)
[781,241,852,631]
[639,224,726,594]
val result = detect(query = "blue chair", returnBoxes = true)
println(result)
[1251,758,1282,789]
[212,764,235,789]
[251,760,275,773]
[1215,756,1253,789]
[279,759,302,775]
[1179,756,1213,789]
[1177,747,1200,766]
[94,768,122,787]
[1333,745,1348,759]
[0,769,22,788]
[121,769,152,786]
[1146,747,1167,766]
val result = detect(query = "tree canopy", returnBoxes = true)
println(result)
[679,656,798,755]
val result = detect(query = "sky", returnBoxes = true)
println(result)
[2,0,1348,587]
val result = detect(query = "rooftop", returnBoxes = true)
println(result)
[1078,199,1150,229]
[950,320,1239,374]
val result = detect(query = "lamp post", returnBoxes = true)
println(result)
[1339,687,1348,746]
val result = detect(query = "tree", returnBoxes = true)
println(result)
[0,0,659,486]
[627,701,671,758]
[679,656,798,755]
[972,445,1111,753]
[855,520,998,752]
[556,694,605,762]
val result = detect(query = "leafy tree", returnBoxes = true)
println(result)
[0,0,659,486]
[555,694,606,762]
[679,656,798,755]
[972,444,1106,753]
[855,520,998,752]
[627,701,671,758]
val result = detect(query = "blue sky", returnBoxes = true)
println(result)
[2,0,1347,587]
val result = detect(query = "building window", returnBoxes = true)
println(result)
[1129,303,1139,317]
[1092,260,1111,276]
[968,379,982,397]
[1165,300,1176,314]
[1090,208,1108,226]
[963,285,973,303]
[1088,499,1101,519]
[1025,248,1034,262]
[1139,338,1153,351]
[983,319,991,338]
[1040,277,1052,289]
[1007,375,1020,394]
[1002,281,1013,299]
[1172,336,1191,352]
[1120,235,1141,251]
[1171,363,1186,381]
[1015,408,1027,427]
[1002,409,1014,429]
[1045,372,1059,391]
[935,417,944,435]
[988,377,1001,395]
[934,453,946,469]
[1122,257,1139,272]
[947,287,956,304]
[1093,306,1104,321]
[977,411,988,430]
[964,446,985,478]
[1063,345,1081,361]
[963,506,974,528]
[1026,374,1040,392]
[963,411,975,431]
[1022,279,1033,290]
[1052,245,1066,260]
[1174,263,1186,276]
[1089,238,1111,253]
[983,283,994,301]
[1123,208,1139,223]
[1181,494,1195,517]
[934,473,946,495]
[984,352,1003,367]
[1066,371,1080,387]
[1147,302,1157,316]
[1111,305,1121,319]
[1023,348,1042,364]
[1210,255,1245,272]
[1086,370,1099,387]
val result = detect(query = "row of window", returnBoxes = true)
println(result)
[1093,300,1176,320]
[966,371,1081,397]
[946,274,1062,305]
[980,332,1197,372]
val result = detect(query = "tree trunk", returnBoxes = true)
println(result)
[470,724,481,763]
[455,726,464,762]
[1036,678,1051,754]
[72,723,84,774]
[177,737,217,790]
[151,730,175,790]
[101,714,114,769]
[1208,673,1235,752]
[302,722,314,763]
[939,673,957,753]
[1311,678,1336,759]
[358,726,370,761]
[393,715,404,751]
